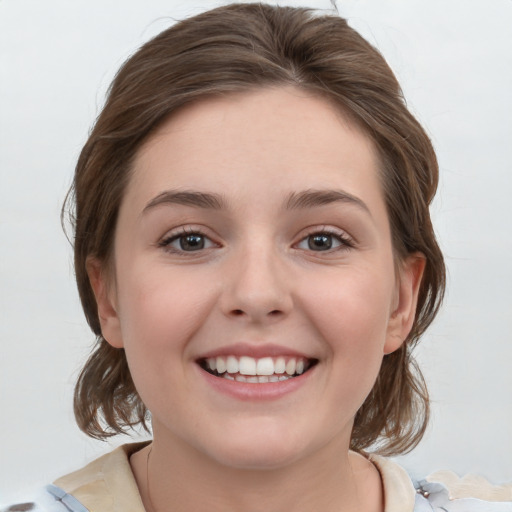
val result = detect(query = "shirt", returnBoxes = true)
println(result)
[3,443,512,512]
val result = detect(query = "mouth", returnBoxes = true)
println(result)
[198,355,318,383]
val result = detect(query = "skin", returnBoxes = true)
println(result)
[88,86,425,512]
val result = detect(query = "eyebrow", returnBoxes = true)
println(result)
[285,189,371,215]
[142,188,371,216]
[143,190,226,212]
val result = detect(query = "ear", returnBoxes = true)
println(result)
[384,253,426,355]
[86,257,124,348]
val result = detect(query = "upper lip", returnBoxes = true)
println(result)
[196,343,316,361]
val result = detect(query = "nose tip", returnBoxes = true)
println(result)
[221,252,292,323]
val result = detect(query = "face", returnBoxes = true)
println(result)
[90,87,423,470]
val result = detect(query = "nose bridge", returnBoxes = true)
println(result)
[223,235,292,321]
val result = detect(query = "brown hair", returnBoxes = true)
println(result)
[65,3,445,455]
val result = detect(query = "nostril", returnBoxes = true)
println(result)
[232,309,245,316]
[268,310,282,316]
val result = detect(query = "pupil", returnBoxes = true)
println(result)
[180,234,204,251]
[308,234,332,251]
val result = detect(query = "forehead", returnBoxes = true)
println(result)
[126,86,384,214]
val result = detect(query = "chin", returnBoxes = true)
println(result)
[209,443,302,471]
[198,422,321,471]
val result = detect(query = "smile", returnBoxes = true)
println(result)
[199,355,318,383]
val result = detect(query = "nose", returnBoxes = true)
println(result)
[220,243,293,323]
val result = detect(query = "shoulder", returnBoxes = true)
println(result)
[0,485,88,512]
[425,470,512,501]
[416,470,512,511]
[53,442,148,512]
[1,442,148,512]
[369,454,512,512]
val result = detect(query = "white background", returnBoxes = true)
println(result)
[1,0,511,503]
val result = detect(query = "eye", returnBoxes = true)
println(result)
[296,230,353,252]
[159,230,216,253]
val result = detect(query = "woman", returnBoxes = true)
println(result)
[3,3,511,512]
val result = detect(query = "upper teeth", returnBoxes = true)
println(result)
[206,356,307,376]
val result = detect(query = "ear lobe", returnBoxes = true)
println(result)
[86,257,124,348]
[384,253,426,355]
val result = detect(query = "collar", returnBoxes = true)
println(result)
[54,443,417,512]
[54,442,149,512]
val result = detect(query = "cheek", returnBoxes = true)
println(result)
[298,265,395,396]
[277,267,396,434]
[114,265,218,376]
[119,261,210,327]
[304,268,394,343]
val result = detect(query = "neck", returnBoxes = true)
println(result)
[130,429,382,512]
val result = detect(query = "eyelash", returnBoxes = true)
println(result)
[158,227,355,255]
[295,228,355,253]
[158,227,217,254]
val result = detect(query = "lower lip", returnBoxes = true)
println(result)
[196,365,315,401]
